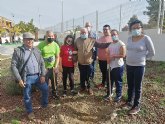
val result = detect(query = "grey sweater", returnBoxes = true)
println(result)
[11,45,46,82]
[126,35,155,66]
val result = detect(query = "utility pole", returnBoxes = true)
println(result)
[160,0,165,34]
[61,0,64,33]
[39,14,41,29]
[96,11,98,35]
[157,0,162,34]
[119,4,122,32]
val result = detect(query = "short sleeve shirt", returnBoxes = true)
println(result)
[38,41,60,68]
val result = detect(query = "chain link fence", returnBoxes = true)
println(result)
[43,1,163,43]
[48,1,149,33]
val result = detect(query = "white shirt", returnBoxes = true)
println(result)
[108,40,125,70]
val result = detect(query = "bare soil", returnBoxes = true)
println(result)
[0,55,165,124]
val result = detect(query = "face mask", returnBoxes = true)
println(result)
[112,36,119,41]
[66,40,72,45]
[47,38,53,43]
[80,34,88,39]
[131,29,142,36]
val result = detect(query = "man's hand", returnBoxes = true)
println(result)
[40,76,45,84]
[72,51,78,54]
[19,80,26,88]
[59,66,63,72]
[74,62,77,67]
[53,67,59,74]
[110,54,115,61]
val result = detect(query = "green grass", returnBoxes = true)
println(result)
[11,119,21,124]
[159,98,165,106]
[15,106,23,113]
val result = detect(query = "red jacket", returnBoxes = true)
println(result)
[60,45,75,67]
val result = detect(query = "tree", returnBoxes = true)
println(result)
[0,27,6,35]
[122,25,129,31]
[144,0,160,26]
[15,19,37,34]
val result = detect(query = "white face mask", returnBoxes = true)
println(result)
[112,35,119,41]
[131,29,142,36]
[80,34,88,39]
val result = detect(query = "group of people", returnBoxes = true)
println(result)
[11,19,155,120]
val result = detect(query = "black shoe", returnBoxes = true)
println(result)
[71,90,77,96]
[103,95,110,101]
[114,96,122,102]
[52,94,60,100]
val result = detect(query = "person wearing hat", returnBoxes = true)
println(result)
[11,32,48,120]
[85,22,97,84]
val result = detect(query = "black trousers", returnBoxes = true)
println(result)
[78,63,91,89]
[99,60,107,85]
[62,66,74,91]
[126,65,145,107]
[45,68,58,95]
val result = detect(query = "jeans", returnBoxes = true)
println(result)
[89,60,96,79]
[126,65,145,107]
[99,60,107,85]
[23,75,48,113]
[62,66,74,91]
[106,66,124,97]
[78,63,91,89]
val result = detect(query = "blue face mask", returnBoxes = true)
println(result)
[112,36,119,41]
[131,29,141,36]
[80,34,88,39]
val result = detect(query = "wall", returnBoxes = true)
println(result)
[119,29,165,61]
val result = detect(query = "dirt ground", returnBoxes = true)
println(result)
[0,55,165,124]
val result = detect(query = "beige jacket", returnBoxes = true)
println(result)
[75,37,95,65]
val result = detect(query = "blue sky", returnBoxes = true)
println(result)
[0,0,147,28]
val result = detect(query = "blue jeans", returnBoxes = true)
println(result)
[126,65,145,107]
[23,75,48,113]
[89,60,96,79]
[106,66,124,97]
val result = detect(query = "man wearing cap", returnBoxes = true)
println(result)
[11,32,48,120]
[85,22,97,83]
[38,30,60,99]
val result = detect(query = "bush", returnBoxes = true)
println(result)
[5,79,22,95]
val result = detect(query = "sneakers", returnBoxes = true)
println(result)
[87,88,93,95]
[114,96,122,102]
[122,102,133,110]
[27,112,35,120]
[62,90,67,97]
[96,83,105,89]
[128,106,140,115]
